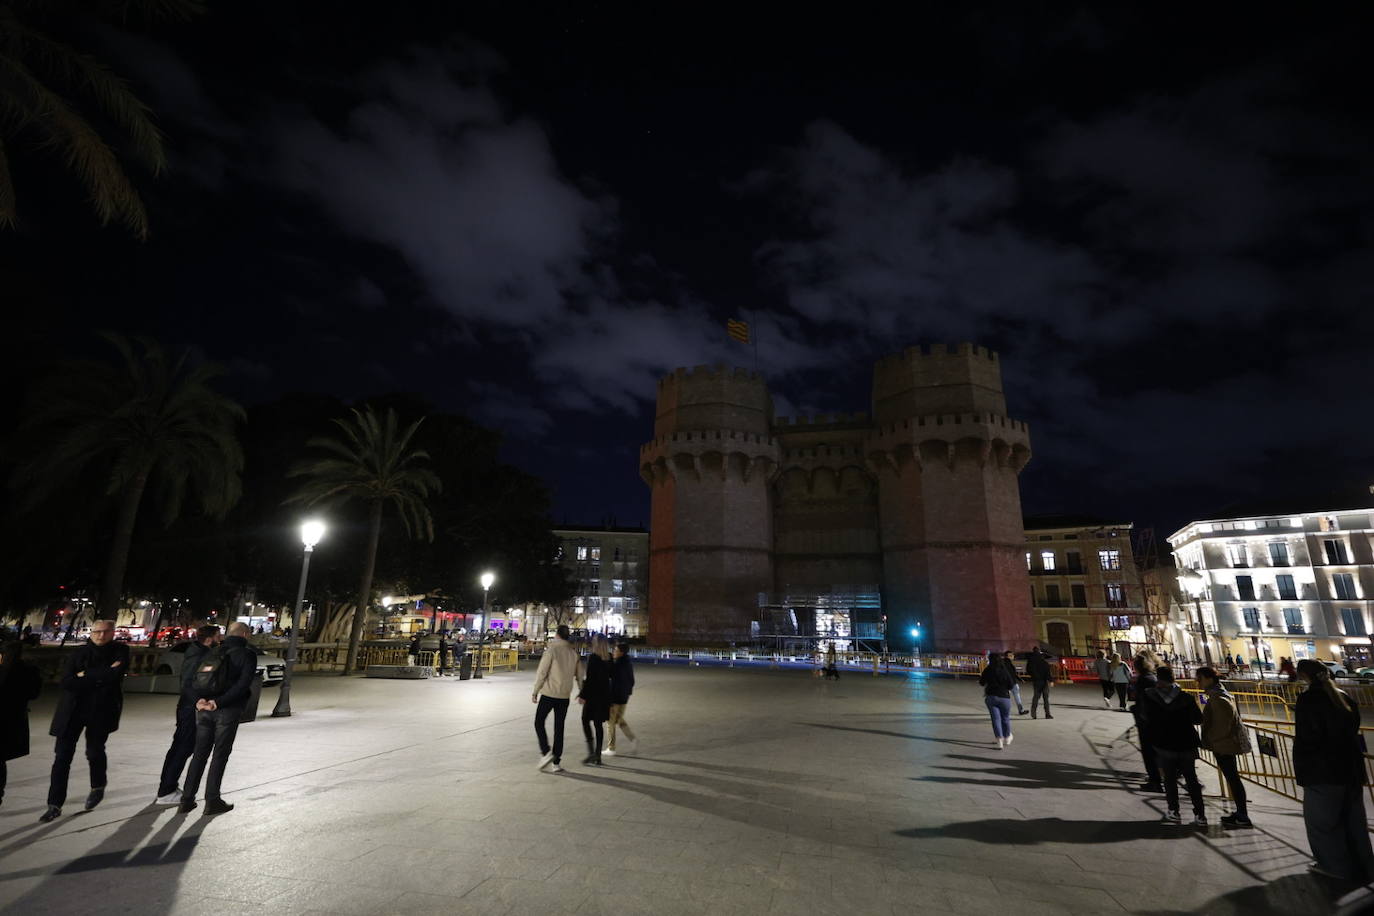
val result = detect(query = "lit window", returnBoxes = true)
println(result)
[1104,583,1124,607]
[1108,615,1131,629]
[1040,551,1056,572]
[590,547,601,561]
[1025,552,1032,570]
[612,579,624,595]
[1268,543,1289,566]
[1283,607,1305,634]
[1225,544,1249,568]
[1098,549,1121,571]
[1242,608,1261,631]
[576,546,588,561]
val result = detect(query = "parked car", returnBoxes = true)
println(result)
[1319,660,1349,677]
[155,641,285,686]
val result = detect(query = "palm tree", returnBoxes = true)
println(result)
[289,406,440,674]
[10,332,245,619]
[0,0,204,238]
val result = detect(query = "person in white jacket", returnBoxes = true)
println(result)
[533,626,582,773]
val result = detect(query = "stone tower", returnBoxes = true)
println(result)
[640,343,1032,652]
[867,343,1033,653]
[639,366,780,644]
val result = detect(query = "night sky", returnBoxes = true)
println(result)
[5,3,1372,540]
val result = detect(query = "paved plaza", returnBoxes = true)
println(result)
[0,663,1345,915]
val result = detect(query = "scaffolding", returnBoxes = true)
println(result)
[752,585,884,654]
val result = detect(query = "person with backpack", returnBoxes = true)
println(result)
[154,625,220,805]
[1196,666,1253,828]
[179,621,258,815]
[1138,666,1206,826]
[0,640,43,809]
[40,619,129,822]
[1294,658,1374,881]
[1026,646,1053,719]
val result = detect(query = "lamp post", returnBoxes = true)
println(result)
[474,571,495,680]
[911,624,921,659]
[272,520,325,718]
[1177,568,1214,667]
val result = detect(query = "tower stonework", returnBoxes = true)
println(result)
[641,343,1033,652]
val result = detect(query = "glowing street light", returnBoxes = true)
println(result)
[272,519,325,717]
[910,624,922,658]
[1177,567,1215,667]
[475,571,495,680]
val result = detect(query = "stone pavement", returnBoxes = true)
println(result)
[0,664,1344,915]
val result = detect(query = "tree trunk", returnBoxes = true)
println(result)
[99,467,152,620]
[344,500,384,674]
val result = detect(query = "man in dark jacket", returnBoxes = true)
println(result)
[605,642,638,756]
[1138,666,1205,826]
[1027,647,1053,719]
[155,625,221,805]
[179,621,258,815]
[1,640,44,808]
[40,619,129,822]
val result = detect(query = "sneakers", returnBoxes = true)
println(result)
[603,748,617,757]
[84,787,105,811]
[1220,813,1254,829]
[38,805,61,823]
[1190,815,1209,827]
[204,800,235,816]
[1018,708,1029,716]
[537,751,554,771]
[155,789,182,806]
[1004,733,1013,745]
[996,737,1005,749]
[1160,811,1182,825]
[1045,714,1054,719]
[546,763,564,774]
[1140,783,1164,793]
[178,800,198,814]
[1103,697,1112,708]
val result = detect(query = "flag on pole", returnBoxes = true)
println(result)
[727,318,750,344]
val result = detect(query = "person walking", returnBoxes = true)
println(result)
[1109,653,1132,711]
[1093,649,1112,708]
[179,622,258,815]
[1138,666,1206,826]
[437,634,449,677]
[0,640,43,808]
[532,625,581,773]
[407,633,421,667]
[1027,646,1053,719]
[1280,656,1297,682]
[979,650,1016,749]
[578,634,613,766]
[155,625,220,805]
[1293,658,1374,881]
[1002,650,1028,715]
[605,641,637,757]
[40,619,129,822]
[1132,653,1162,793]
[822,642,840,680]
[1196,666,1253,828]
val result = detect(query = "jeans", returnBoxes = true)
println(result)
[1156,748,1204,816]
[158,704,197,797]
[182,706,242,803]
[582,710,604,755]
[1215,753,1248,816]
[985,695,1012,738]
[1140,737,1160,786]
[1304,783,1374,882]
[1010,681,1025,711]
[608,702,636,750]
[1100,679,1113,700]
[535,695,569,763]
[1030,680,1051,716]
[48,719,110,807]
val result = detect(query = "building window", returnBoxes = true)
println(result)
[1276,574,1297,600]
[1066,551,1083,574]
[1225,544,1249,567]
[588,579,600,594]
[1268,543,1290,567]
[1045,584,1061,608]
[624,598,639,610]
[1235,576,1255,600]
[1334,573,1358,600]
[587,597,602,612]
[1040,551,1056,572]
[611,579,624,595]
[590,547,601,561]
[1283,607,1305,634]
[614,547,622,561]
[1242,607,1261,631]
[576,546,588,561]
[1341,608,1367,637]
[1025,552,1032,571]
[1107,615,1131,629]
[1071,584,1087,608]
[1098,549,1121,571]
[1325,540,1350,564]
[1104,583,1124,607]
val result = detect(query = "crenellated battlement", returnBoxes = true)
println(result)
[871,341,1011,423]
[868,413,1030,437]
[652,364,772,439]
[657,364,765,388]
[639,428,778,456]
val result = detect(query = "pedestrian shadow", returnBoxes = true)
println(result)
[1152,872,1339,916]
[894,816,1193,844]
[798,722,992,749]
[912,754,1123,791]
[628,757,835,787]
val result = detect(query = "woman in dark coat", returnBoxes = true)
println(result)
[578,634,613,766]
[0,640,44,807]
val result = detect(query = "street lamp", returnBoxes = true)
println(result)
[1177,568,1214,667]
[474,571,495,680]
[911,624,921,658]
[272,519,325,717]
